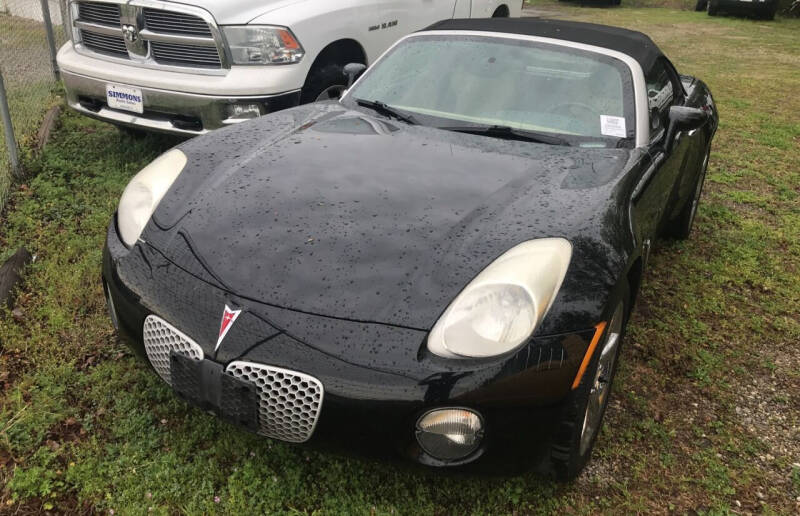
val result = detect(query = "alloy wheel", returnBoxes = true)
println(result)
[579,302,624,455]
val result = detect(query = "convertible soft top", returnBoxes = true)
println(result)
[422,18,665,75]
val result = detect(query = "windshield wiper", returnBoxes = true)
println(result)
[354,98,417,125]
[438,125,569,146]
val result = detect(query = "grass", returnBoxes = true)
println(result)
[1,4,799,514]
[0,14,65,208]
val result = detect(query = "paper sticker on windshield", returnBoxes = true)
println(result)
[600,115,627,138]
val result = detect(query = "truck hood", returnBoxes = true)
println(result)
[143,103,637,334]
[164,0,306,25]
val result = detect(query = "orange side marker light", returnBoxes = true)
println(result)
[571,321,608,390]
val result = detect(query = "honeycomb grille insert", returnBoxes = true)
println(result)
[143,315,204,384]
[225,362,324,443]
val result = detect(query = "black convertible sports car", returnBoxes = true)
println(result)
[103,18,717,479]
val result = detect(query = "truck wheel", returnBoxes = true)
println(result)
[695,0,708,10]
[550,289,629,482]
[707,0,718,15]
[301,63,347,104]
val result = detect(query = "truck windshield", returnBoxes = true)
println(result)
[344,35,636,147]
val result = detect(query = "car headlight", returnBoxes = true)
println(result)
[222,26,305,65]
[427,238,572,359]
[117,149,187,247]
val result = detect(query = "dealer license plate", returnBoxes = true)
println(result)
[106,83,143,114]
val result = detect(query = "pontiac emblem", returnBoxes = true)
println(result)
[122,24,138,43]
[215,304,242,352]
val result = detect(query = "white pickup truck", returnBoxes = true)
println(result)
[56,0,521,135]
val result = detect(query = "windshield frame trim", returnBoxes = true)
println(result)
[341,30,650,148]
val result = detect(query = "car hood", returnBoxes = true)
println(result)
[145,103,637,333]
[163,0,306,24]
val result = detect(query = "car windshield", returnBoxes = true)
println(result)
[344,35,636,147]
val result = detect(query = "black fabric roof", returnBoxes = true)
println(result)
[422,18,665,75]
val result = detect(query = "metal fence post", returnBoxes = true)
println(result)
[0,70,22,178]
[40,0,61,81]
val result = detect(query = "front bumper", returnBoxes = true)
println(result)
[63,70,301,136]
[102,219,595,470]
[57,43,306,135]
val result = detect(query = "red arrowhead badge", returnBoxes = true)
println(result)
[215,304,242,352]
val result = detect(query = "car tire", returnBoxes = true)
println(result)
[549,285,629,482]
[300,62,348,104]
[759,4,778,18]
[695,0,708,10]
[707,0,718,15]
[667,146,710,240]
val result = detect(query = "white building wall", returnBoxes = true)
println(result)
[2,0,63,25]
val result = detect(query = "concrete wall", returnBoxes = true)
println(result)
[1,0,64,25]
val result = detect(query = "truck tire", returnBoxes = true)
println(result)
[300,63,347,104]
[492,5,510,16]
[695,0,708,10]
[707,0,718,15]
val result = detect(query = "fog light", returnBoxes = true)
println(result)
[415,408,483,461]
[226,103,263,121]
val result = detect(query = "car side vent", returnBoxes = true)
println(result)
[142,315,204,385]
[225,362,324,443]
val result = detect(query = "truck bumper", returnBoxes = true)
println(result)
[57,43,307,135]
[63,70,301,136]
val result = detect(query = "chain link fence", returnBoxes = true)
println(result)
[0,0,67,208]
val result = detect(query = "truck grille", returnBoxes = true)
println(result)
[143,8,212,37]
[78,1,120,26]
[226,362,324,443]
[151,41,222,68]
[80,30,128,57]
[73,1,225,71]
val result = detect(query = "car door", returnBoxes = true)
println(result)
[632,58,691,246]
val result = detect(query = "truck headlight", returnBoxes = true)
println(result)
[222,26,305,65]
[427,238,572,359]
[117,149,187,247]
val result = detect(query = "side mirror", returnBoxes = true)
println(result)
[669,106,708,130]
[664,106,708,153]
[343,62,367,87]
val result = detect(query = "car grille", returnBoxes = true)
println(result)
[80,30,128,57]
[78,1,120,26]
[142,315,205,384]
[73,1,225,70]
[226,362,324,443]
[141,317,324,443]
[151,41,222,68]
[143,8,212,37]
